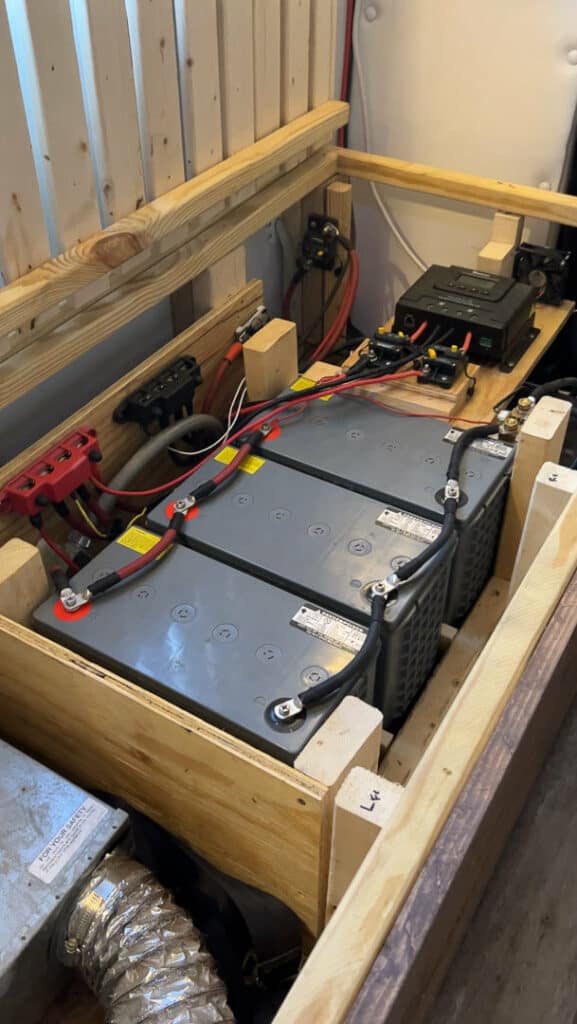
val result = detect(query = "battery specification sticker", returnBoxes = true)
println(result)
[443,427,512,460]
[28,797,109,885]
[376,506,442,544]
[291,604,366,654]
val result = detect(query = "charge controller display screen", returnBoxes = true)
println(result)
[456,273,495,293]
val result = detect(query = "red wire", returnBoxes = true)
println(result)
[201,340,243,414]
[116,528,177,581]
[282,278,300,320]
[89,369,420,501]
[410,321,429,343]
[350,390,491,425]
[461,330,473,354]
[337,0,356,147]
[308,250,360,364]
[39,529,78,572]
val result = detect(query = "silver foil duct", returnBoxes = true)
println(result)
[60,851,235,1023]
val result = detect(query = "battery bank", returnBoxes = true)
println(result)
[33,528,374,764]
[262,394,514,623]
[149,456,454,723]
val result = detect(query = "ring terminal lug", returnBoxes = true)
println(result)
[174,495,196,515]
[60,587,91,612]
[271,697,304,722]
[444,479,460,503]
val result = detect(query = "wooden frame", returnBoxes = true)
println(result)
[4,123,577,1023]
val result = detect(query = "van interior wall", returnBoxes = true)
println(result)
[348,0,577,332]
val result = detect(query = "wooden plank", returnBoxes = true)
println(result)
[70,0,145,225]
[381,577,509,787]
[17,0,100,251]
[0,282,262,549]
[243,318,299,400]
[510,462,577,597]
[275,488,577,1022]
[309,0,337,108]
[326,768,403,922]
[0,101,347,343]
[0,539,48,624]
[324,179,352,337]
[0,149,337,411]
[347,567,577,1024]
[496,397,572,579]
[281,0,311,126]
[0,615,329,933]
[174,0,222,179]
[254,0,282,141]
[125,0,184,199]
[337,147,577,228]
[0,0,49,283]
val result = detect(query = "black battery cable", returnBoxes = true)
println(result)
[58,428,266,613]
[270,422,496,724]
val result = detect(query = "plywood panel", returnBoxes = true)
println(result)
[12,0,100,251]
[125,0,184,199]
[70,0,145,225]
[0,0,49,283]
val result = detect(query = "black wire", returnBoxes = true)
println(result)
[531,377,577,403]
[298,595,385,707]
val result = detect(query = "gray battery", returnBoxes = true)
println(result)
[149,456,455,722]
[263,393,514,623]
[0,739,126,1024]
[33,529,374,763]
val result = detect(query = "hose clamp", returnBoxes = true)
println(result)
[174,495,196,514]
[60,587,91,611]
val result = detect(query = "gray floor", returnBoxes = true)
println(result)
[428,696,577,1024]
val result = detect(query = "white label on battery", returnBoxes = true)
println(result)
[28,797,109,884]
[291,604,366,654]
[443,427,512,460]
[376,507,441,544]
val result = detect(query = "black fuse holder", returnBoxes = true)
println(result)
[113,356,202,432]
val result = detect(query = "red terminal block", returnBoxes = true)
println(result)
[0,428,102,517]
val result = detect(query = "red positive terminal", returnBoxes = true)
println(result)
[0,428,102,517]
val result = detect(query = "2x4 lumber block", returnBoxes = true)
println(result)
[496,397,572,579]
[243,318,298,400]
[381,577,509,787]
[275,487,577,1023]
[324,179,352,338]
[477,212,524,277]
[0,539,48,625]
[0,149,337,412]
[326,767,403,922]
[0,614,329,934]
[0,101,348,342]
[336,147,577,228]
[510,461,577,597]
[0,281,262,549]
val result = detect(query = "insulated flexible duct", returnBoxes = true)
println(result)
[60,850,234,1024]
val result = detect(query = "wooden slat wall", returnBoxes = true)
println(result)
[124,0,184,200]
[0,1,49,284]
[0,0,339,398]
[70,0,145,225]
[13,0,100,252]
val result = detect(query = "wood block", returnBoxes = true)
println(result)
[0,539,49,625]
[496,396,572,579]
[510,461,577,597]
[477,213,524,277]
[325,767,403,920]
[295,696,383,794]
[242,318,299,400]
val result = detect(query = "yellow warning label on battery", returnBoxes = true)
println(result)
[116,526,160,555]
[214,446,265,474]
[290,376,333,400]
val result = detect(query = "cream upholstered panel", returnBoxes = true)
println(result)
[349,0,577,328]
